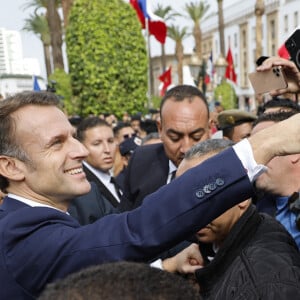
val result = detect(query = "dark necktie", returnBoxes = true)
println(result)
[110,177,122,199]
[171,170,177,180]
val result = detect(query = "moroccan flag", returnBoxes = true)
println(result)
[278,43,290,59]
[225,47,237,84]
[158,67,172,96]
[130,0,167,44]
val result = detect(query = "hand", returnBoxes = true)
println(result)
[249,113,300,165]
[256,56,300,95]
[162,243,203,274]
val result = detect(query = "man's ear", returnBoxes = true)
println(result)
[238,199,250,212]
[0,156,25,182]
[290,154,300,165]
[156,119,162,137]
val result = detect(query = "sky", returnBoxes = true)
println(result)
[0,0,220,80]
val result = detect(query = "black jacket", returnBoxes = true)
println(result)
[120,143,169,211]
[196,205,300,299]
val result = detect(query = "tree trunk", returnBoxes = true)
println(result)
[217,0,225,56]
[47,0,64,70]
[176,42,184,84]
[194,22,202,60]
[61,0,74,28]
[43,44,52,78]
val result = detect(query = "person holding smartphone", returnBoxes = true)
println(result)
[256,56,300,96]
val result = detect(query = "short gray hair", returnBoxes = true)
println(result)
[184,139,234,160]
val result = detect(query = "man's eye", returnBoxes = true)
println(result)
[52,139,62,146]
[169,135,180,142]
[192,135,203,141]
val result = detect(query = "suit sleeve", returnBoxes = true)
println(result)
[1,148,254,296]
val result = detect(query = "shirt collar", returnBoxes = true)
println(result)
[83,161,112,183]
[7,193,66,213]
[168,160,177,175]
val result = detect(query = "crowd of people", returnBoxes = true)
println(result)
[1,56,300,299]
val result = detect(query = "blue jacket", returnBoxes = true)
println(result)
[0,148,253,299]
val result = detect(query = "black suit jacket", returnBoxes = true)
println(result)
[83,164,120,208]
[68,182,118,225]
[120,143,169,211]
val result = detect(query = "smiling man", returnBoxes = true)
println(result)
[2,91,300,299]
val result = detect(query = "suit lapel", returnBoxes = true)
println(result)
[83,166,120,208]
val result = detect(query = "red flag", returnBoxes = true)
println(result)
[204,74,210,85]
[158,67,172,96]
[130,0,167,44]
[278,43,290,59]
[225,47,237,84]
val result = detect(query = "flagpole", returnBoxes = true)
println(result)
[145,17,153,108]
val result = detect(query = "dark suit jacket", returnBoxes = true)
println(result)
[120,143,169,211]
[0,148,254,299]
[68,182,118,225]
[83,164,120,208]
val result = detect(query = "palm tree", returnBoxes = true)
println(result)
[23,0,64,71]
[217,0,225,56]
[154,4,178,71]
[168,25,190,84]
[61,0,74,28]
[183,1,209,60]
[46,0,64,70]
[23,13,52,77]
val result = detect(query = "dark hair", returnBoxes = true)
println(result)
[140,119,158,134]
[38,261,199,300]
[0,91,60,191]
[262,97,300,113]
[252,111,298,128]
[113,122,133,137]
[76,117,111,142]
[159,85,209,119]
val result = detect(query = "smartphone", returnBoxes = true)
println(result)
[248,67,287,94]
[285,28,300,70]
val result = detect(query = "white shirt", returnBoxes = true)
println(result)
[166,160,177,184]
[83,161,121,202]
[6,193,66,213]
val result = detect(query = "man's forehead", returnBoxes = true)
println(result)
[14,105,70,134]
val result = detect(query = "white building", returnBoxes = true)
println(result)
[0,27,43,96]
[200,0,300,109]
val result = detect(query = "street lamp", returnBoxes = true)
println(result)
[214,53,228,84]
[188,52,206,95]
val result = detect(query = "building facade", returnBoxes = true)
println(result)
[0,28,42,97]
[200,0,300,110]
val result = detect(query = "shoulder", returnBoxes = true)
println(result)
[129,143,167,165]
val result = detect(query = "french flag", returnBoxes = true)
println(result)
[130,0,167,44]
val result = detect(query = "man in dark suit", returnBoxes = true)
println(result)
[76,117,122,208]
[68,182,117,225]
[1,91,300,299]
[120,85,211,211]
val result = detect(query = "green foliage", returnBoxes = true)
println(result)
[151,95,162,109]
[48,69,76,115]
[66,0,148,118]
[214,81,237,109]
